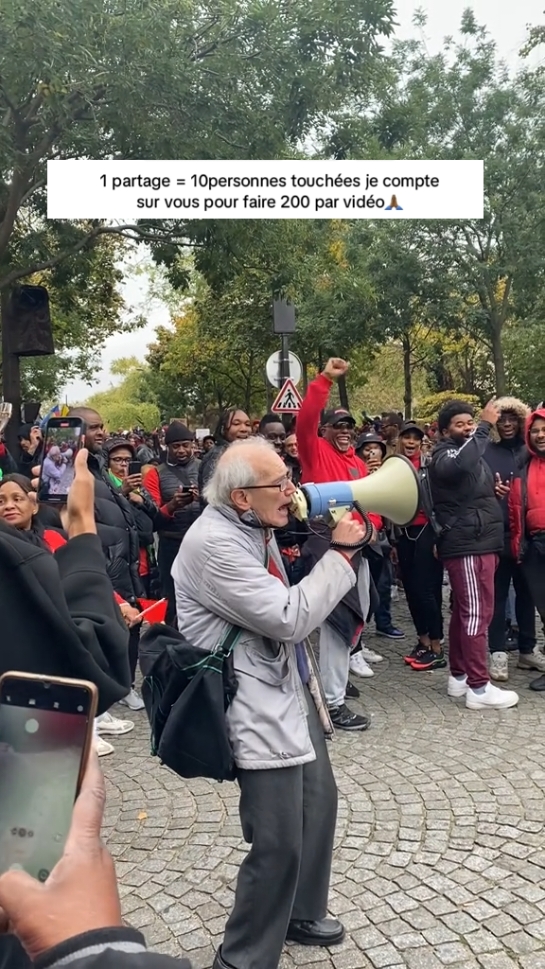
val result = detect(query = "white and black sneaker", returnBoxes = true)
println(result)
[329,703,370,731]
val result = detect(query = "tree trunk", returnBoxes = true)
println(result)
[302,360,308,393]
[491,314,506,396]
[402,333,412,419]
[338,374,349,410]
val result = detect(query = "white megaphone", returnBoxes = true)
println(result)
[290,455,421,527]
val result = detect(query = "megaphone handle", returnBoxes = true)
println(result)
[330,506,374,552]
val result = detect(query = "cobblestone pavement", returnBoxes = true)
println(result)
[103,597,545,969]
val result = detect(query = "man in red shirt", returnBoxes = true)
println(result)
[298,357,381,730]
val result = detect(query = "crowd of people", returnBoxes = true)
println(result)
[2,359,545,969]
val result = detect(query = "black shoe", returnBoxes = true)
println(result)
[404,644,424,665]
[410,649,447,671]
[376,625,405,640]
[345,680,360,699]
[212,948,236,969]
[505,625,519,651]
[286,918,345,947]
[530,674,545,691]
[329,703,370,731]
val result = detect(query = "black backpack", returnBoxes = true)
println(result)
[139,622,241,782]
[418,464,473,540]
[417,464,444,537]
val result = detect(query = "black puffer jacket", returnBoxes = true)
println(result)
[429,421,503,559]
[198,442,228,504]
[88,452,145,603]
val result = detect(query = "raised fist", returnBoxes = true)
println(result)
[323,358,349,380]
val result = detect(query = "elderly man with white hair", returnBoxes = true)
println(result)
[171,438,366,969]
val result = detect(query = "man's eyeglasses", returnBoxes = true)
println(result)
[110,456,131,464]
[245,477,292,492]
[497,414,517,425]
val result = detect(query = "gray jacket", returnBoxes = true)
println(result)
[171,504,357,770]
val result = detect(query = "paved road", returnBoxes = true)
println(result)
[103,599,545,969]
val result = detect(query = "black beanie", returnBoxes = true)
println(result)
[165,421,194,445]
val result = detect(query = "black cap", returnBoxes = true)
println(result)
[356,431,386,454]
[104,437,136,458]
[321,408,355,427]
[399,421,425,439]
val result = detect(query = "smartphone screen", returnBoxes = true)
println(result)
[38,419,83,503]
[0,674,97,880]
[129,461,142,476]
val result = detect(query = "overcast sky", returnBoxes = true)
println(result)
[63,0,545,403]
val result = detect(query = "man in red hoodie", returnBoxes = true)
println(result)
[298,357,381,730]
[509,408,545,692]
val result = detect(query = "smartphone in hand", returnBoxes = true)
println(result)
[0,672,97,879]
[38,418,84,504]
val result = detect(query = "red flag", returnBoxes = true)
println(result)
[136,598,168,624]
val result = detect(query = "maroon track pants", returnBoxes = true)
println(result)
[444,554,498,689]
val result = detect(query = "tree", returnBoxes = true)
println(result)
[147,289,275,422]
[324,12,545,394]
[0,0,396,294]
[83,357,160,430]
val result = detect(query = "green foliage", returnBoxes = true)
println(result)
[414,391,481,425]
[0,0,395,289]
[322,14,545,395]
[83,358,160,431]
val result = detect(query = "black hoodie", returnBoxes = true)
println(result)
[0,523,131,713]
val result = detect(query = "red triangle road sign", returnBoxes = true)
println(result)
[271,378,303,413]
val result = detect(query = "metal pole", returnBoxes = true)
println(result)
[279,333,290,384]
[279,334,291,431]
[1,289,22,455]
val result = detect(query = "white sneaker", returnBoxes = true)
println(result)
[490,651,508,681]
[96,711,134,735]
[390,586,399,601]
[349,652,374,678]
[95,736,114,757]
[518,647,545,673]
[448,674,468,698]
[120,688,145,711]
[466,682,519,711]
[360,645,383,664]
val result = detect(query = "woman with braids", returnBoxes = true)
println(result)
[198,408,252,502]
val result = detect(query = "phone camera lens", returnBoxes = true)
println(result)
[38,869,49,882]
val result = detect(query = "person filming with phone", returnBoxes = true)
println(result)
[143,422,201,627]
[0,447,133,969]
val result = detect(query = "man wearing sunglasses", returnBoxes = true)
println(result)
[297,358,382,731]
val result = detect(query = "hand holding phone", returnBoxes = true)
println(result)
[38,419,84,504]
[121,473,143,496]
[0,751,122,960]
[0,673,98,882]
[65,449,96,538]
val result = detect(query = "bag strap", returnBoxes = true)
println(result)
[216,624,243,658]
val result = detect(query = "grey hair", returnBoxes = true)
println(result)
[203,437,277,508]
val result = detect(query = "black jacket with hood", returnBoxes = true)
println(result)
[88,450,145,603]
[0,524,131,714]
[429,420,504,558]
[482,396,529,554]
